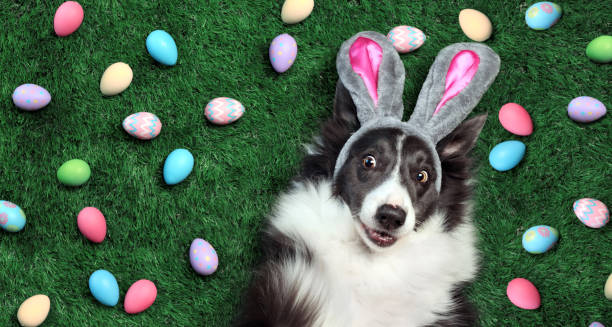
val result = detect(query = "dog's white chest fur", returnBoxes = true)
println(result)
[270,181,479,327]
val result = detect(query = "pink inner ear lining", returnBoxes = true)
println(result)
[433,50,480,115]
[349,37,383,107]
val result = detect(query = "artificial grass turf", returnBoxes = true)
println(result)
[0,0,610,325]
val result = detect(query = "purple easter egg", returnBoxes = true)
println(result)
[189,238,218,276]
[567,96,606,123]
[12,84,51,111]
[269,34,297,73]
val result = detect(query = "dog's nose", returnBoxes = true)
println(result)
[374,204,406,230]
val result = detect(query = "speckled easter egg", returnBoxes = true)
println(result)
[499,103,533,136]
[0,200,26,232]
[525,2,562,30]
[507,278,540,310]
[122,112,162,140]
[17,294,50,327]
[568,96,606,123]
[54,1,83,37]
[586,35,612,64]
[269,34,297,73]
[12,84,51,111]
[189,238,219,276]
[459,9,493,42]
[522,225,559,254]
[100,62,133,96]
[205,97,245,125]
[124,280,157,314]
[573,198,609,229]
[387,26,426,53]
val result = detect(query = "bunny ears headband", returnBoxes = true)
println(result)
[333,31,501,191]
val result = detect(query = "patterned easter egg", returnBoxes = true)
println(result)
[0,200,26,232]
[568,96,606,123]
[498,103,533,136]
[387,26,426,53]
[12,84,51,111]
[205,97,245,125]
[573,198,609,228]
[507,278,540,310]
[525,2,562,30]
[189,238,218,275]
[522,225,559,254]
[590,322,605,327]
[269,34,298,73]
[122,112,162,140]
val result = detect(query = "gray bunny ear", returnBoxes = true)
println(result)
[408,43,500,144]
[336,31,405,125]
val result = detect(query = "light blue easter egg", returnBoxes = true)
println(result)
[522,225,559,254]
[89,270,120,306]
[146,30,178,66]
[525,2,562,30]
[489,140,525,171]
[163,148,194,185]
[0,200,26,232]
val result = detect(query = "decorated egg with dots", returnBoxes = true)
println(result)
[590,322,605,327]
[573,198,609,229]
[568,96,606,123]
[189,238,218,276]
[525,2,562,30]
[205,97,245,125]
[0,200,26,232]
[12,84,51,111]
[387,26,426,53]
[522,225,559,254]
[122,112,162,140]
[269,33,297,73]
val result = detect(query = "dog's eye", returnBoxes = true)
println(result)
[362,155,376,169]
[416,170,429,183]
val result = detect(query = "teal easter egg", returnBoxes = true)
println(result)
[163,149,194,185]
[489,140,525,171]
[89,270,120,306]
[0,201,26,232]
[146,30,178,66]
[525,2,562,30]
[522,225,559,254]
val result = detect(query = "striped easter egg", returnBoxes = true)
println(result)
[205,97,244,125]
[122,112,162,140]
[12,84,51,111]
[573,198,609,228]
[387,26,426,53]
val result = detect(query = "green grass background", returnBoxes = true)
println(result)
[0,0,610,326]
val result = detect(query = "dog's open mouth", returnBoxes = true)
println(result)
[362,223,397,247]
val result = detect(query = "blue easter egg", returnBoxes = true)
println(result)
[525,2,562,30]
[522,225,559,254]
[146,30,178,66]
[163,148,194,185]
[89,270,120,306]
[0,200,26,232]
[489,140,525,171]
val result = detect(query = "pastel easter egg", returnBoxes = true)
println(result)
[525,2,562,30]
[489,140,525,171]
[122,112,162,140]
[281,0,314,24]
[189,238,219,276]
[77,207,106,243]
[205,97,245,125]
[605,273,612,300]
[146,30,178,66]
[573,198,609,229]
[17,294,50,327]
[54,1,83,37]
[269,34,297,73]
[507,278,540,310]
[57,159,91,186]
[387,26,426,53]
[568,96,607,123]
[522,225,559,254]
[0,200,26,232]
[499,103,533,136]
[586,35,612,64]
[124,279,157,314]
[590,323,605,327]
[458,9,493,42]
[163,149,194,185]
[100,62,133,96]
[12,84,51,111]
[89,270,120,306]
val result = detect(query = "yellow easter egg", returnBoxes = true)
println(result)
[605,273,612,300]
[459,9,493,42]
[17,294,50,327]
[281,0,314,24]
[100,62,133,96]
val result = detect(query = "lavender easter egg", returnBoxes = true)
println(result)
[205,97,244,125]
[269,34,297,73]
[387,26,426,53]
[522,225,558,254]
[590,322,605,327]
[0,200,26,232]
[568,96,606,123]
[189,238,218,275]
[12,84,51,111]
[573,198,609,228]
[122,112,162,140]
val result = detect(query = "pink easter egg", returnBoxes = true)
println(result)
[54,1,84,37]
[189,238,219,276]
[122,112,162,140]
[77,207,106,243]
[507,278,540,310]
[205,97,245,125]
[573,198,609,228]
[499,103,533,136]
[12,84,51,111]
[568,96,607,123]
[387,26,426,53]
[124,280,157,314]
[269,34,298,73]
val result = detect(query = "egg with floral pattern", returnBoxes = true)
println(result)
[522,225,559,254]
[269,33,298,73]
[525,2,562,30]
[122,112,162,140]
[573,198,609,228]
[568,96,606,123]
[0,200,26,232]
[189,238,218,276]
[12,84,51,111]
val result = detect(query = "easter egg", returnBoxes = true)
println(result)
[568,96,606,123]
[586,35,612,64]
[522,225,559,254]
[100,62,133,96]
[525,2,562,30]
[77,207,106,243]
[163,149,194,185]
[590,323,605,327]
[12,84,51,111]
[458,9,493,42]
[604,273,612,300]
[269,34,298,73]
[0,200,26,232]
[146,30,178,66]
[189,238,219,276]
[281,0,314,24]
[205,97,245,125]
[17,294,50,327]
[57,159,91,186]
[488,140,525,171]
[54,1,84,37]
[387,26,426,54]
[507,278,540,310]
[89,270,120,307]
[498,103,533,136]
[122,112,162,140]
[124,279,157,314]
[573,198,609,229]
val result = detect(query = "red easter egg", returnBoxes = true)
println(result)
[54,1,84,37]
[124,280,157,314]
[499,103,533,136]
[507,278,540,310]
[77,207,106,243]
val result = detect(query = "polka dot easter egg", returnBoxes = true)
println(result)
[189,238,218,276]
[525,2,562,30]
[12,84,51,111]
[0,200,26,232]
[205,97,245,125]
[590,322,605,327]
[387,26,426,53]
[269,33,298,73]
[122,112,162,140]
[522,225,559,254]
[573,198,609,229]
[568,96,606,123]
